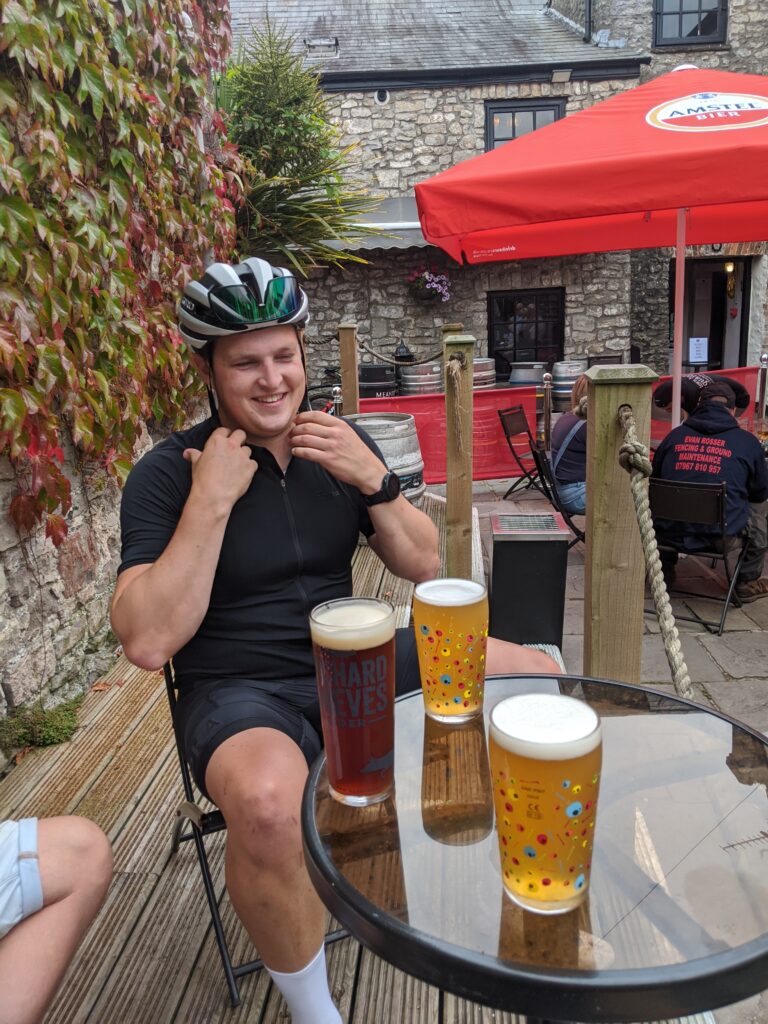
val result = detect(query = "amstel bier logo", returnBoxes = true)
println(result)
[646,92,768,132]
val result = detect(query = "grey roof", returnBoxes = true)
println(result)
[324,196,427,252]
[229,0,647,80]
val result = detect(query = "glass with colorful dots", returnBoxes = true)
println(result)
[489,692,602,915]
[412,578,489,723]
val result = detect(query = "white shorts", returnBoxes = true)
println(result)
[0,819,43,939]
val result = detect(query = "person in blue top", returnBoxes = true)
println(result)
[550,374,588,515]
[651,381,768,603]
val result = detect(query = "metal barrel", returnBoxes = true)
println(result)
[344,412,426,507]
[400,362,444,395]
[552,359,588,412]
[358,363,398,400]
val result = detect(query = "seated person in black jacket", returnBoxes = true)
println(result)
[551,374,588,515]
[653,372,751,420]
[651,381,768,603]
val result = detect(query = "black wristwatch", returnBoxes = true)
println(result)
[363,471,401,507]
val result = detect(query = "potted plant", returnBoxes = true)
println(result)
[406,267,452,303]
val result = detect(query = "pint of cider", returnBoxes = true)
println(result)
[489,693,602,915]
[412,578,488,722]
[310,598,396,806]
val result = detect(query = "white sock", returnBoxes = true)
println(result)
[266,945,342,1024]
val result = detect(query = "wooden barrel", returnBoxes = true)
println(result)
[345,412,426,507]
[399,362,443,395]
[552,359,588,412]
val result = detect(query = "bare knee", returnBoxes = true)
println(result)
[222,778,304,866]
[38,816,112,906]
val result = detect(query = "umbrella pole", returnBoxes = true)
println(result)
[671,208,687,428]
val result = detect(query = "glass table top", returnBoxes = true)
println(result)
[302,675,768,1021]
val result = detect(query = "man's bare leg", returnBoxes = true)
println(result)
[0,816,112,1024]
[486,637,564,675]
[205,727,326,971]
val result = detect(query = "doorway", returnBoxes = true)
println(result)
[668,257,751,371]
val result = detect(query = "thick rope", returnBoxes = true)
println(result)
[357,339,444,366]
[617,404,694,700]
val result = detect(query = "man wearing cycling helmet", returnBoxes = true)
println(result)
[111,257,560,1022]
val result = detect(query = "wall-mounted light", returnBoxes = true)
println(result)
[724,261,735,274]
[551,69,572,84]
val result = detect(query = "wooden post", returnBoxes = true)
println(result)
[338,322,359,415]
[584,365,658,684]
[443,325,475,579]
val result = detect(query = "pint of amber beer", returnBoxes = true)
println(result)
[310,598,396,806]
[412,578,488,722]
[489,693,602,914]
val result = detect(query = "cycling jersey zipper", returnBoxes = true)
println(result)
[280,476,310,613]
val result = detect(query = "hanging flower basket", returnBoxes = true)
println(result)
[406,267,452,303]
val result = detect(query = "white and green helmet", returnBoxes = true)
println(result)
[177,257,309,352]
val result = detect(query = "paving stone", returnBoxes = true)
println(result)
[561,634,583,675]
[701,678,768,734]
[566,563,585,599]
[563,599,583,635]
[739,598,768,629]
[644,598,707,634]
[714,991,767,1024]
[641,634,726,685]
[699,632,768,679]
[678,597,757,633]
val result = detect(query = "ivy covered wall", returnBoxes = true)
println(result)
[0,0,242,730]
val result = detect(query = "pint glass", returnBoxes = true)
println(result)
[489,693,602,915]
[412,578,488,722]
[310,597,396,806]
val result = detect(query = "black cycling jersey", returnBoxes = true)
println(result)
[118,415,383,690]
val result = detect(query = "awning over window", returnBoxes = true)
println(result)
[325,195,426,252]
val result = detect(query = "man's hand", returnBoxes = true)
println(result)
[183,427,258,513]
[289,413,384,493]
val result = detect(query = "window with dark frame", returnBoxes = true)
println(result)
[485,99,566,151]
[488,288,565,378]
[653,0,727,46]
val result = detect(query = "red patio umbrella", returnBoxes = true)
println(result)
[414,67,768,424]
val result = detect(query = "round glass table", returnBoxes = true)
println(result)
[301,675,768,1023]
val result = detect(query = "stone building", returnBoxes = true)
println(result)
[231,0,768,380]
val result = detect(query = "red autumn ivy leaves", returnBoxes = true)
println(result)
[0,0,243,545]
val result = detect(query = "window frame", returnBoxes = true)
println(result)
[484,98,566,152]
[652,0,728,47]
[487,287,566,374]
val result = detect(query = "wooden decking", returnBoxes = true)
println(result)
[0,492,712,1023]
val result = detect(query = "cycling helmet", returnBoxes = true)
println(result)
[177,257,309,352]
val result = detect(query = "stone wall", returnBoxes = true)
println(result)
[589,0,768,73]
[330,77,635,197]
[303,249,632,381]
[630,249,672,371]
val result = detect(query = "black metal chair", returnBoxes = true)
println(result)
[164,663,347,1007]
[498,406,544,498]
[647,478,747,636]
[529,445,585,549]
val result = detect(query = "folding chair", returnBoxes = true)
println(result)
[647,479,747,636]
[529,445,585,549]
[164,663,347,1007]
[497,406,545,499]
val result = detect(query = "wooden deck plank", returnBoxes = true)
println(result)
[351,948,440,1023]
[0,665,165,818]
[443,994,523,1023]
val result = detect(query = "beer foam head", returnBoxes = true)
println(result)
[310,598,394,650]
[414,578,486,607]
[490,694,601,761]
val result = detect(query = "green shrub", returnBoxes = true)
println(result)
[0,695,83,755]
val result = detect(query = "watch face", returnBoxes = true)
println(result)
[384,472,401,499]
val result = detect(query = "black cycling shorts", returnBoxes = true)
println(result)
[174,627,421,798]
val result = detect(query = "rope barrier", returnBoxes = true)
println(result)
[617,404,694,701]
[357,338,444,366]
